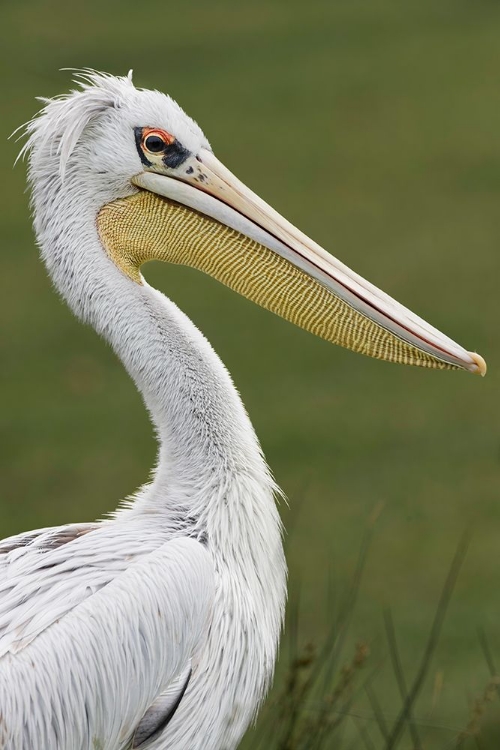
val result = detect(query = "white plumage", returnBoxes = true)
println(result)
[2,72,286,749]
[1,71,483,749]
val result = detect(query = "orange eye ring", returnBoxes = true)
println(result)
[142,128,175,155]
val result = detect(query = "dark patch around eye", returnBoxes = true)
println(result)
[163,141,191,169]
[134,127,152,167]
[134,127,191,170]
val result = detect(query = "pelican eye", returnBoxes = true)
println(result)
[144,134,166,153]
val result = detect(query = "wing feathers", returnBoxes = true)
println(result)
[1,536,214,749]
[132,663,192,748]
[0,519,166,655]
[0,522,99,558]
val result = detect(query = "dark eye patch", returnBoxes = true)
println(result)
[133,126,191,170]
[162,141,191,169]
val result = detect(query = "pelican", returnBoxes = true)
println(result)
[0,71,485,750]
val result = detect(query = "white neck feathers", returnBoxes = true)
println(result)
[30,160,279,527]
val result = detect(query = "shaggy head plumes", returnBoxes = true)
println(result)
[18,70,210,185]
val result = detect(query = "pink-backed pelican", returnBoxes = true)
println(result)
[0,71,485,750]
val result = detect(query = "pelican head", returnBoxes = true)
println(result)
[23,70,485,375]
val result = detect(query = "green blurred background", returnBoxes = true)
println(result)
[0,0,499,746]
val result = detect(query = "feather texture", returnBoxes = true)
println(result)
[132,663,192,747]
[1,537,213,749]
